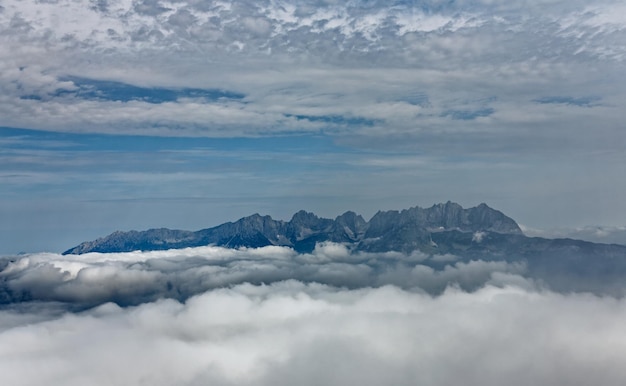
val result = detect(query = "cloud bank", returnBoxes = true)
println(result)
[1,0,625,149]
[1,275,626,384]
[1,244,530,308]
[2,0,626,253]
[1,244,626,384]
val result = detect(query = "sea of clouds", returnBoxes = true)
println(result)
[2,244,626,385]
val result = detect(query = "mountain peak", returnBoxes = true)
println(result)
[64,202,523,254]
[290,210,319,223]
[467,203,522,234]
[335,211,362,222]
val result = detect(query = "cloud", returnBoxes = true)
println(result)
[2,242,626,385]
[1,280,626,385]
[2,0,626,261]
[0,244,532,307]
[1,0,624,145]
[6,238,626,306]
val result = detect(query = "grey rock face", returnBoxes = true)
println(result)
[60,202,626,294]
[40,201,626,299]
[332,211,368,242]
[62,202,524,255]
[64,229,197,254]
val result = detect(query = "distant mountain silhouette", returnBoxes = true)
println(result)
[63,202,523,254]
[61,201,626,294]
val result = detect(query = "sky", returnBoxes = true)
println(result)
[3,244,626,385]
[3,3,626,382]
[2,0,626,254]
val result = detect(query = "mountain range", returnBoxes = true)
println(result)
[63,202,524,255]
[60,201,626,294]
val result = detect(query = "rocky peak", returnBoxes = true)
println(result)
[424,201,465,228]
[63,202,524,254]
[335,211,367,229]
[333,211,368,241]
[229,213,284,237]
[289,210,332,230]
[366,210,401,237]
[290,210,319,226]
[467,203,522,234]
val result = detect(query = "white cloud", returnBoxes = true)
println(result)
[1,280,626,385]
[3,0,626,221]
[2,0,626,246]
[2,240,626,385]
[0,244,532,306]
[0,0,624,142]
[472,231,486,242]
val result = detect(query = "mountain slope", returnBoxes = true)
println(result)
[63,202,522,255]
[58,201,626,294]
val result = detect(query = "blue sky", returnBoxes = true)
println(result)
[1,0,626,253]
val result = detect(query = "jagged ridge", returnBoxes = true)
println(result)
[63,202,521,255]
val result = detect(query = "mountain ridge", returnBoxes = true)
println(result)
[63,202,525,255]
[61,201,626,294]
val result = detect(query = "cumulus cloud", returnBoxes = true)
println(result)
[2,244,626,385]
[0,244,531,307]
[0,0,624,152]
[1,279,626,385]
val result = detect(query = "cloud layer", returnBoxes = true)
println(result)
[1,0,625,147]
[3,244,626,385]
[1,277,626,385]
[2,0,626,253]
[2,2,625,380]
[1,244,531,308]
